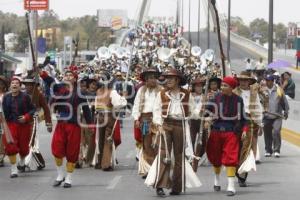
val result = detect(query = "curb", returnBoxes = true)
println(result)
[282,128,300,147]
[292,67,300,71]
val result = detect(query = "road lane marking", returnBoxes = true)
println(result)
[282,128,300,147]
[106,175,122,190]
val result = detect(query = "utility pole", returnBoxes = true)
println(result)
[197,0,201,46]
[268,0,274,64]
[207,0,211,49]
[227,0,231,62]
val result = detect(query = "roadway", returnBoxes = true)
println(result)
[0,120,300,200]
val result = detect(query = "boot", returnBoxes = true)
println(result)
[156,188,165,197]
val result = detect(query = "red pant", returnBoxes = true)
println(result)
[206,131,239,167]
[51,122,81,163]
[2,122,32,157]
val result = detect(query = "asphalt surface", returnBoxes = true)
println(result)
[1,119,300,200]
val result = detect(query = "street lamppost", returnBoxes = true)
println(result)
[227,0,231,62]
[268,0,274,64]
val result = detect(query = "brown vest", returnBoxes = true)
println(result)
[161,88,190,118]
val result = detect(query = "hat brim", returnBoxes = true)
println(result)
[140,71,161,82]
[164,74,187,86]
[236,77,257,85]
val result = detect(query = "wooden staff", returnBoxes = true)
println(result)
[210,0,226,78]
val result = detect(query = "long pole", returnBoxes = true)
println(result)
[268,0,274,64]
[188,0,191,45]
[181,0,184,28]
[211,0,226,77]
[207,0,210,49]
[227,0,231,62]
[197,0,201,46]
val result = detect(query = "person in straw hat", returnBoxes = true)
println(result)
[233,71,264,187]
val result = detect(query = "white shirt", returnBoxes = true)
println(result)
[240,89,263,123]
[110,90,128,109]
[191,94,202,119]
[131,86,159,120]
[153,91,197,126]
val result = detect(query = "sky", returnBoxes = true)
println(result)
[1,0,299,30]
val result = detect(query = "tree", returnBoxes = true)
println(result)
[39,10,60,28]
[14,29,28,52]
[274,23,287,47]
[231,16,251,39]
[249,18,269,44]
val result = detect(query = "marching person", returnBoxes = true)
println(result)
[207,76,221,100]
[22,76,52,133]
[94,71,127,171]
[263,74,289,158]
[0,76,9,167]
[233,71,264,187]
[22,76,53,171]
[146,69,201,196]
[131,68,161,178]
[41,68,93,188]
[189,77,208,171]
[1,76,36,178]
[77,76,98,168]
[206,76,248,196]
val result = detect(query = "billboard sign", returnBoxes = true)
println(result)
[24,0,49,10]
[97,9,128,29]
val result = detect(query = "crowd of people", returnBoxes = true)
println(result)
[0,22,295,197]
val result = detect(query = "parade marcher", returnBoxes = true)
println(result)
[22,76,52,170]
[41,69,93,188]
[145,69,201,196]
[77,76,98,168]
[22,77,52,133]
[207,76,221,100]
[131,68,161,178]
[206,76,248,196]
[94,72,127,171]
[233,71,264,187]
[263,74,289,158]
[2,76,36,178]
[189,77,208,171]
[0,76,9,167]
